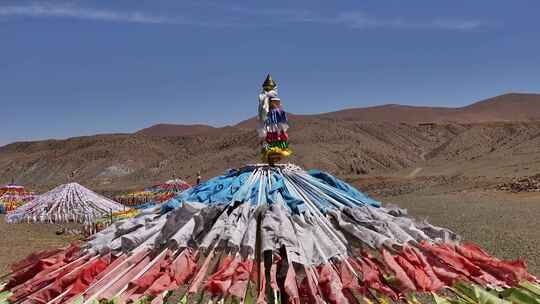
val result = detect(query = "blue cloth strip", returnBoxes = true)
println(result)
[160,166,380,214]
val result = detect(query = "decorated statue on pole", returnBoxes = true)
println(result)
[257,74,292,164]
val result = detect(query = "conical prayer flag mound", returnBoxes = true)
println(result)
[149,178,191,193]
[147,178,192,205]
[1,164,538,303]
[6,182,124,224]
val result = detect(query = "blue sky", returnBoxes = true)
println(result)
[1,0,539,145]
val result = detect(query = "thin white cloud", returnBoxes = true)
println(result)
[337,12,484,31]
[0,3,180,24]
[0,3,485,31]
[230,6,485,31]
[432,19,483,31]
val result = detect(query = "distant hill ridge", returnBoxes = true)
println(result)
[233,93,540,130]
[2,92,540,191]
[135,93,540,136]
[136,124,217,137]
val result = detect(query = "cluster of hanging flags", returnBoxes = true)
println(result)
[257,75,292,163]
[6,182,125,224]
[1,164,538,303]
[0,184,35,214]
[115,191,157,209]
[116,179,191,209]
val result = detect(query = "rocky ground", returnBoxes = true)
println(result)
[496,174,540,192]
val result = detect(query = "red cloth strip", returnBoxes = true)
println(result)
[5,244,80,291]
[98,251,153,300]
[256,260,267,304]
[382,249,416,291]
[269,253,282,292]
[420,242,504,286]
[348,254,398,299]
[284,263,300,304]
[28,255,93,303]
[205,255,241,296]
[402,245,445,291]
[8,245,82,302]
[298,266,325,304]
[229,258,254,300]
[61,254,114,303]
[82,250,146,300]
[123,249,172,302]
[188,250,215,295]
[317,263,350,304]
[457,243,536,284]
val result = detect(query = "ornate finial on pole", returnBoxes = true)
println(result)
[257,74,291,165]
[262,74,277,92]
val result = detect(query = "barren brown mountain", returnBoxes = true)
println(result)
[136,124,217,137]
[237,92,540,128]
[1,93,539,193]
